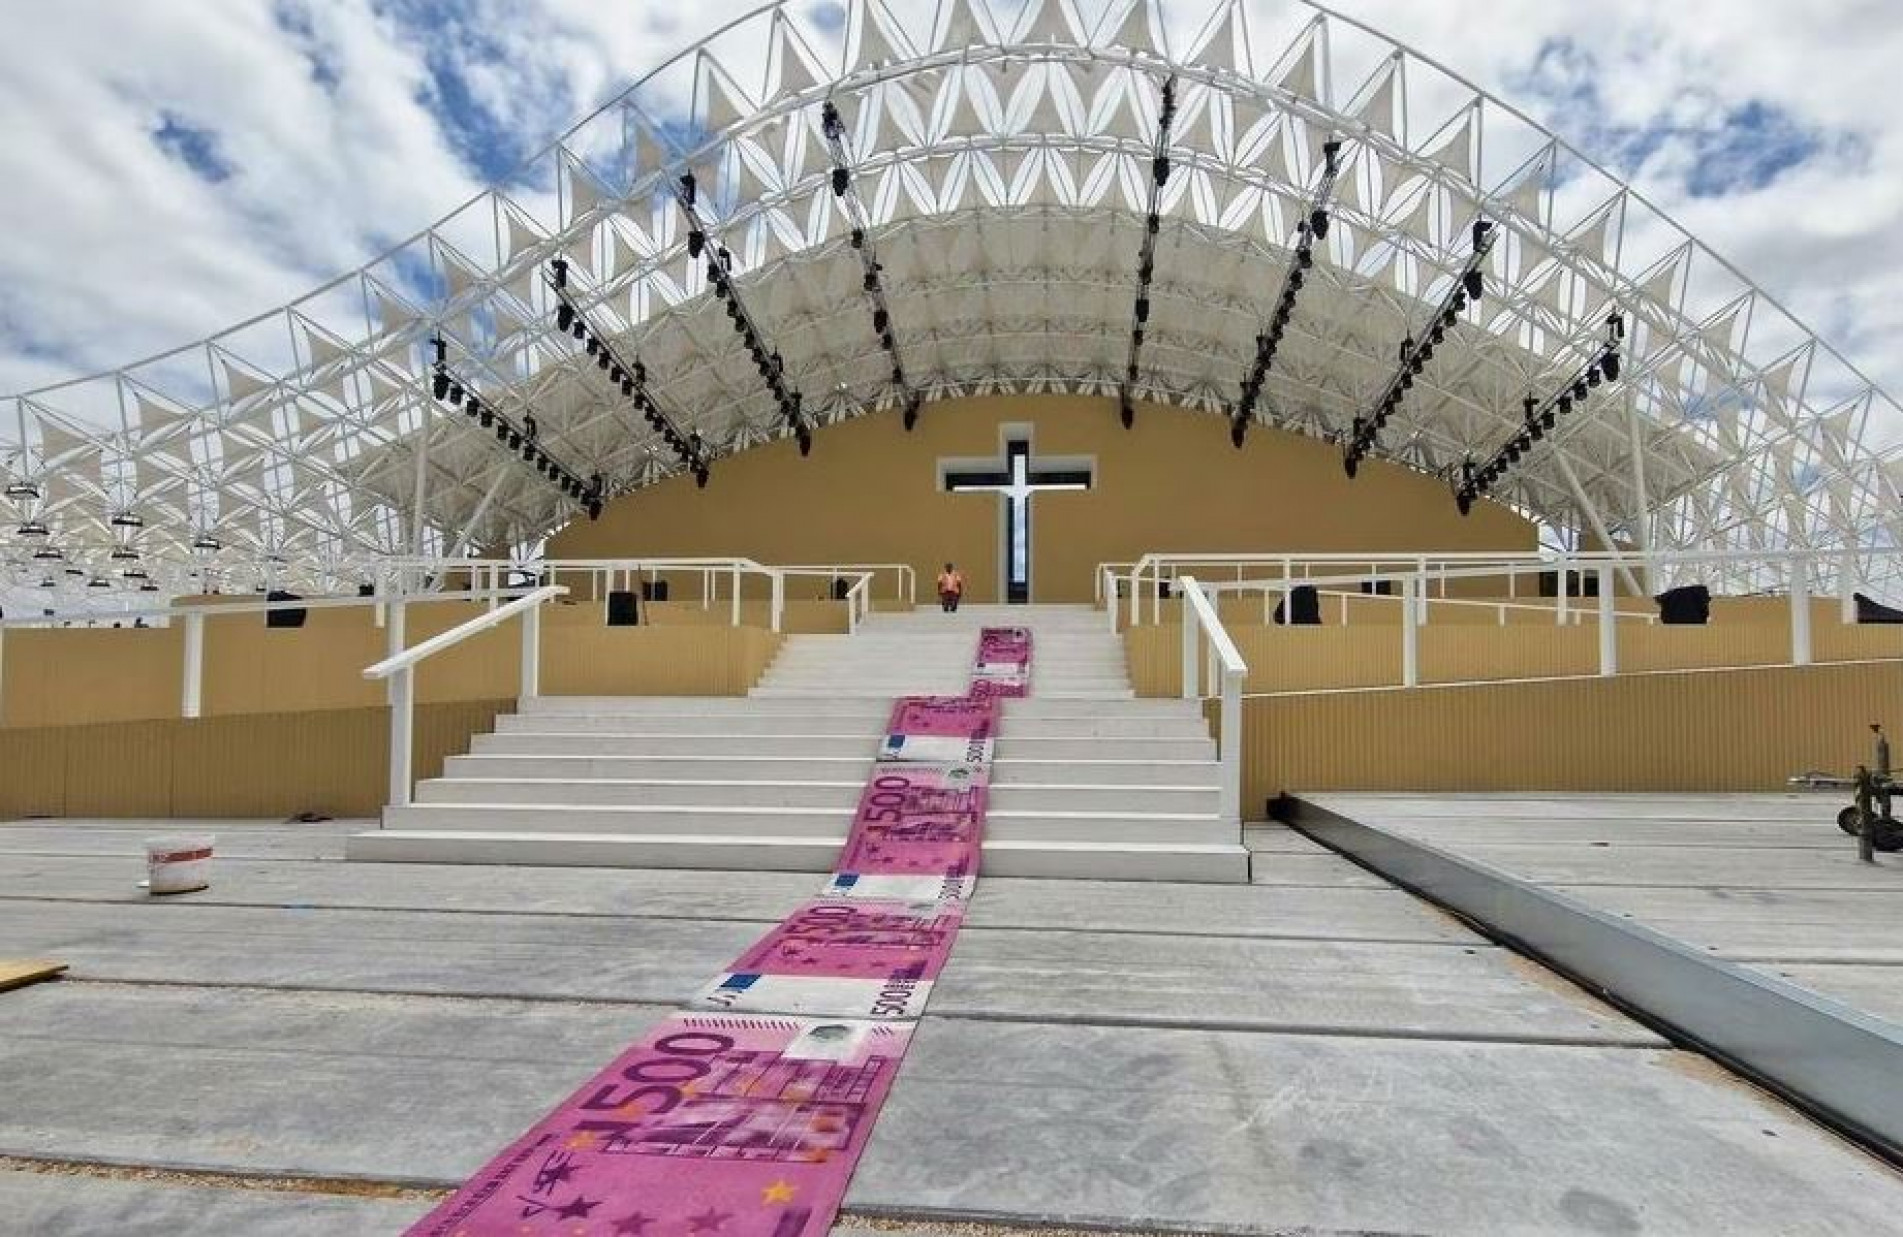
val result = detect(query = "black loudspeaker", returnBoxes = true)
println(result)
[1855,592,1903,625]
[831,577,851,601]
[1156,581,1173,600]
[265,590,306,628]
[1274,585,1322,626]
[1360,580,1394,596]
[356,583,375,598]
[607,591,641,626]
[640,580,670,602]
[1655,585,1711,626]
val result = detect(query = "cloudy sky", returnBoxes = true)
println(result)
[2,0,1899,409]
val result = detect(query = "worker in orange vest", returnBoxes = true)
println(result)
[936,563,965,613]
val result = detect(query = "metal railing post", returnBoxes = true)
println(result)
[1791,556,1812,667]
[388,667,414,808]
[770,571,785,633]
[1220,667,1242,826]
[1598,566,1617,676]
[1401,578,1420,687]
[1181,585,1201,700]
[731,565,742,627]
[181,612,205,719]
[521,602,542,698]
[1557,567,1570,626]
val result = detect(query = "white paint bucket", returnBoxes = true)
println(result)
[144,835,214,895]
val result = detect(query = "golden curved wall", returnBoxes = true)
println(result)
[549,395,1537,603]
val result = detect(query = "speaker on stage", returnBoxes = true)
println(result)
[1654,585,1711,626]
[607,591,641,626]
[640,580,670,602]
[1274,585,1322,626]
[831,577,851,601]
[265,590,306,628]
[1855,592,1903,624]
[356,583,375,598]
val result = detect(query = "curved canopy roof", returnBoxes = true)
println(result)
[5,0,1902,603]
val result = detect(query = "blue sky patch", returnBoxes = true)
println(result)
[152,114,233,183]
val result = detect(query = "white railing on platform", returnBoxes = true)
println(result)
[776,563,916,605]
[361,586,568,807]
[1177,577,1245,827]
[0,588,540,726]
[1101,547,1889,685]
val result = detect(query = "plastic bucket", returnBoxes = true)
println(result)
[145,835,214,895]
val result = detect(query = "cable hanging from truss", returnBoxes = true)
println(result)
[671,171,812,456]
[1455,309,1627,515]
[820,99,924,432]
[1344,218,1499,477]
[1230,136,1345,449]
[1118,74,1180,431]
[549,258,711,489]
[429,337,604,520]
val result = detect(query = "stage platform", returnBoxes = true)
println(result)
[4,816,1903,1234]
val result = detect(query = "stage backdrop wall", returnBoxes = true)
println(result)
[548,395,1537,604]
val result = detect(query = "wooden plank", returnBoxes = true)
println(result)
[0,959,66,993]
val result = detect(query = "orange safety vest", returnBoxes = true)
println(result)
[937,571,964,596]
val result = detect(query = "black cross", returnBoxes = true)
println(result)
[945,439,1091,603]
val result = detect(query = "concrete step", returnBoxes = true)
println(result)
[443,753,1221,787]
[415,777,1220,815]
[380,803,1233,846]
[516,695,1200,719]
[469,732,1211,761]
[346,830,1251,883]
[490,713,1203,739]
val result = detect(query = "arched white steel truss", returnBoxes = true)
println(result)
[5,0,1902,607]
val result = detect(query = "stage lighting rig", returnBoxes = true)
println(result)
[819,99,923,430]
[1231,136,1345,449]
[428,336,605,520]
[1117,75,1180,431]
[667,172,810,454]
[1453,310,1626,515]
[1343,219,1497,478]
[548,260,711,487]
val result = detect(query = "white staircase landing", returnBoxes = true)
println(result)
[348,605,1248,882]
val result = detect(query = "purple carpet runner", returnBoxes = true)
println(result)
[406,626,1033,1237]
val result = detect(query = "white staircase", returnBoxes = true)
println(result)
[347,605,1249,882]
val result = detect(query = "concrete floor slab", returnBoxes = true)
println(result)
[1246,853,1391,887]
[0,820,356,862]
[0,854,1480,945]
[1385,841,1903,890]
[1358,816,1843,850]
[856,1018,1903,1237]
[1314,793,1846,822]
[0,900,1548,1041]
[1759,963,1903,1024]
[932,931,1652,1045]
[5,985,1894,1237]
[0,1171,433,1237]
[1560,885,1903,964]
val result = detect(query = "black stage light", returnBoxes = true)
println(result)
[832,167,850,196]
[1289,270,1305,292]
[610,365,625,385]
[1457,490,1472,516]
[584,335,599,355]
[695,467,710,489]
[863,270,878,293]
[1310,208,1331,241]
[570,320,587,340]
[1541,409,1556,430]
[873,309,888,334]
[1472,219,1493,250]
[1557,395,1572,416]
[679,172,696,206]
[1602,352,1622,382]
[851,228,865,250]
[1524,395,1539,421]
[1119,394,1135,430]
[1298,246,1314,269]
[1573,379,1589,402]
[597,350,611,371]
[1323,138,1343,175]
[551,258,569,289]
[797,429,813,457]
[687,229,706,259]
[432,370,449,400]
[1587,365,1602,387]
[1462,269,1485,302]
[1344,453,1359,479]
[1146,212,1160,234]
[1429,324,1443,345]
[621,378,635,397]
[1230,419,1247,449]
[557,303,575,332]
[479,407,494,428]
[1153,155,1171,187]
[588,500,603,521]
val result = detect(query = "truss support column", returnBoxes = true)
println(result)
[1790,556,1813,667]
[1556,454,1644,599]
[1401,577,1420,688]
[1840,552,1859,625]
[181,612,205,719]
[1625,401,1658,596]
[1597,567,1618,676]
[409,407,432,562]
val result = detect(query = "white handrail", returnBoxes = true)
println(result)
[362,585,568,808]
[1178,577,1246,827]
[841,572,874,634]
[361,587,566,680]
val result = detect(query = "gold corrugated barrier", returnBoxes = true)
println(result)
[0,700,510,820]
[1238,660,1903,807]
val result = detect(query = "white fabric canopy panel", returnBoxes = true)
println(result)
[4,0,1901,607]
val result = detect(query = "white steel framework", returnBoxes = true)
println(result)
[5,0,1902,608]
